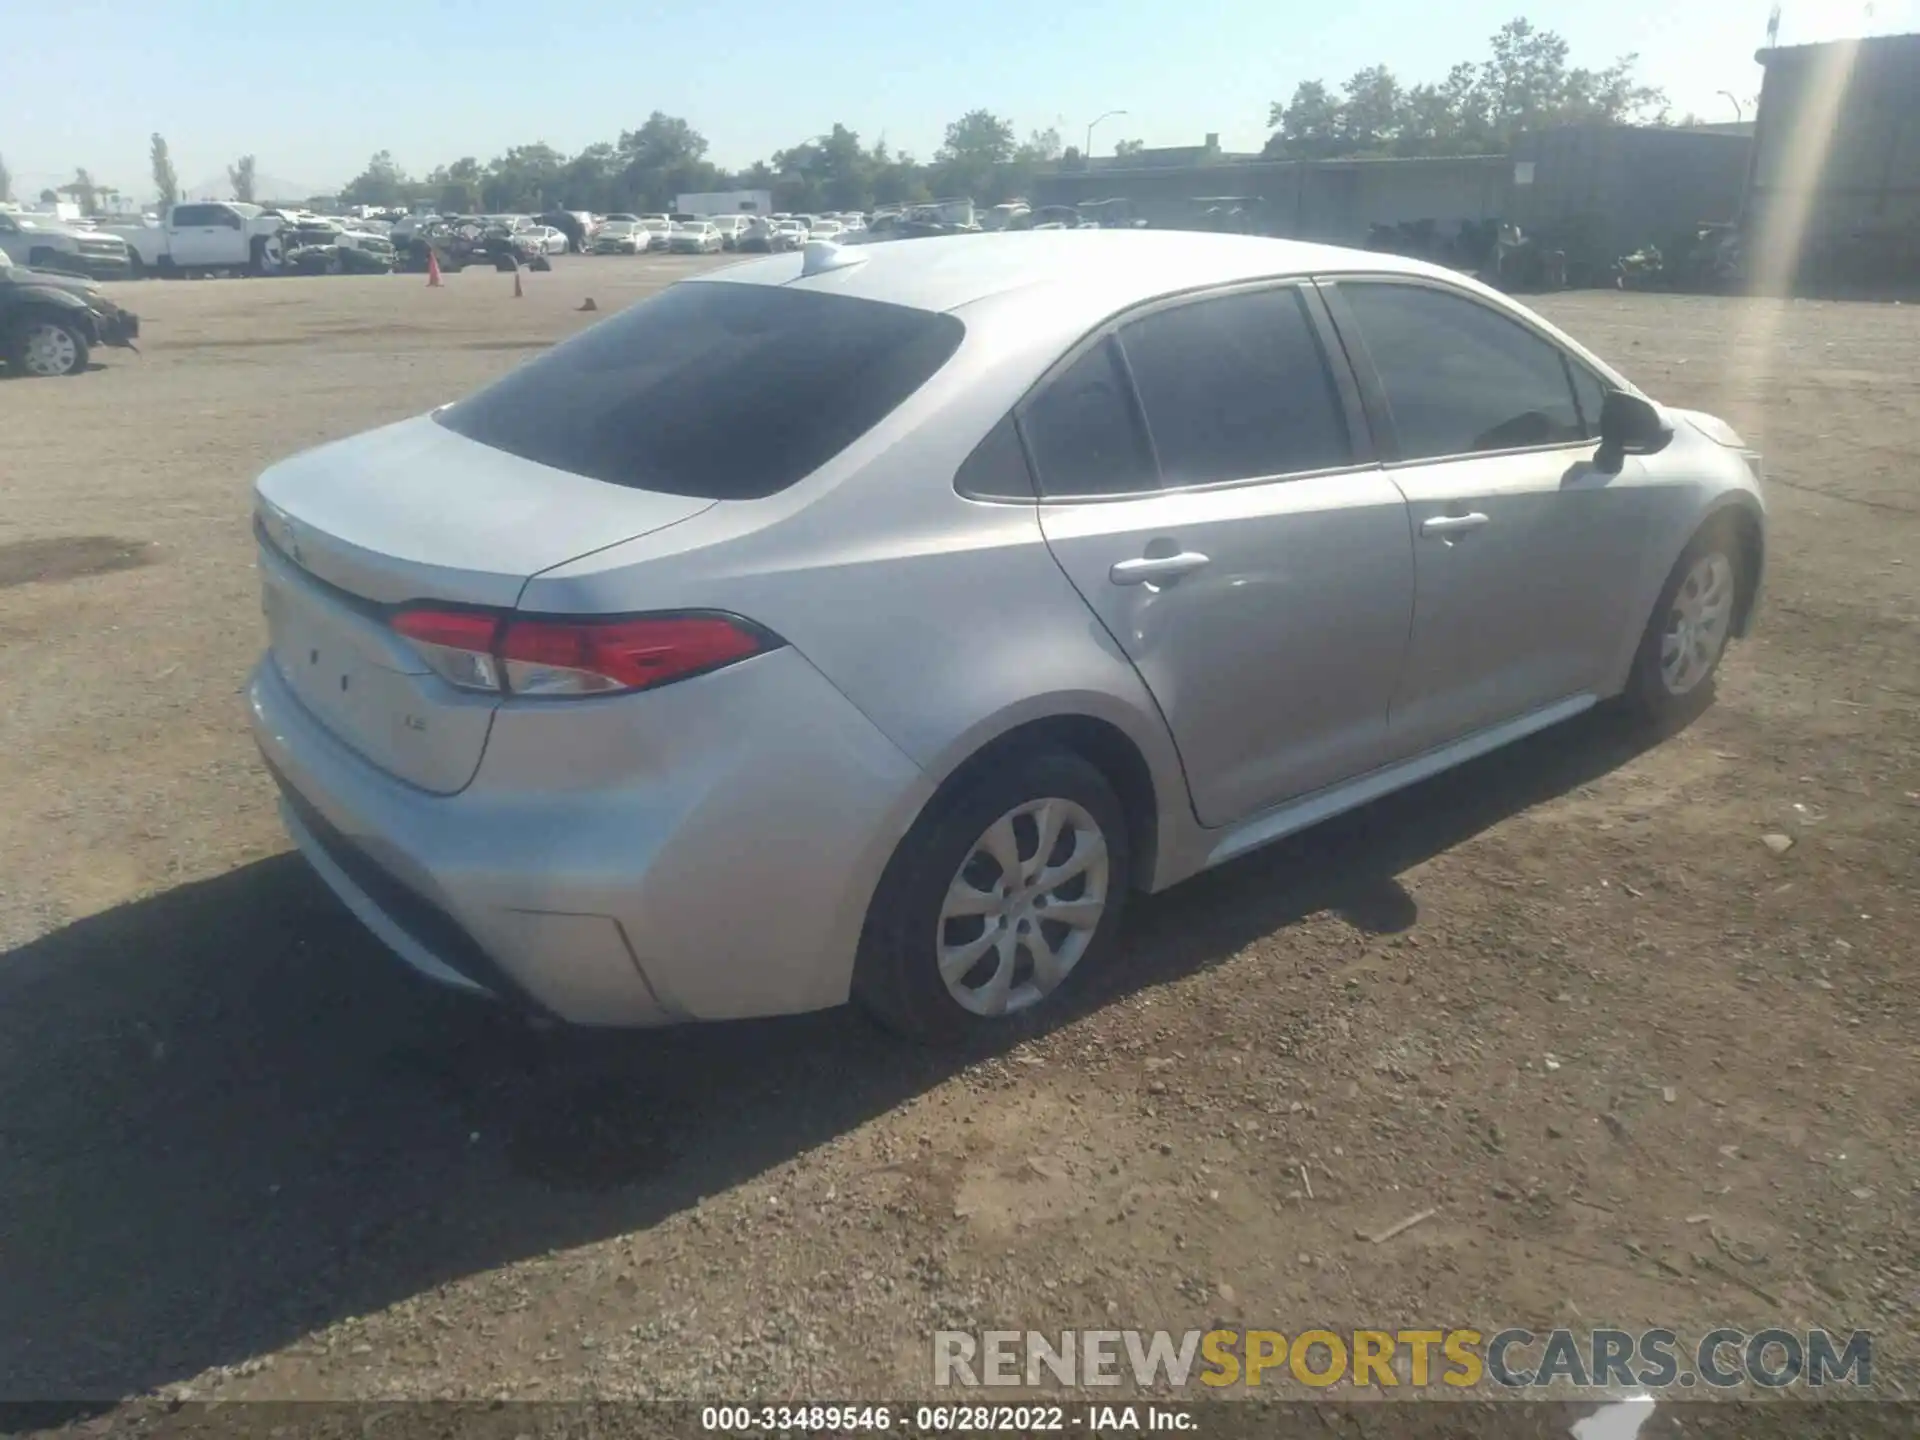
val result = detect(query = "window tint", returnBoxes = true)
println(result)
[435,281,963,499]
[1568,362,1611,438]
[171,205,215,227]
[955,415,1035,501]
[1018,338,1156,498]
[1340,283,1585,460]
[1119,288,1350,486]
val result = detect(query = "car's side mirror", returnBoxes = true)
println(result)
[1595,390,1674,472]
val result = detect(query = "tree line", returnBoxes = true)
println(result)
[1,19,1695,219]
[329,109,1063,217]
[1265,19,1678,159]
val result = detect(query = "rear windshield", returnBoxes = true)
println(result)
[434,281,964,500]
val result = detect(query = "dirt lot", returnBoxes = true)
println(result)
[1,260,1915,1408]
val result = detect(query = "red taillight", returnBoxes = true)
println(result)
[391,609,500,652]
[499,615,768,696]
[389,608,774,698]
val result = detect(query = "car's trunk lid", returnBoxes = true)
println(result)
[254,415,714,793]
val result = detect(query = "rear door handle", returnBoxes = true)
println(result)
[1110,551,1211,586]
[1419,512,1491,537]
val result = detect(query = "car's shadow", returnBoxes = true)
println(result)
[0,707,1669,1403]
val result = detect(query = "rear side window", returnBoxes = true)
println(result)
[1018,338,1157,499]
[171,205,216,226]
[1118,288,1351,486]
[956,415,1035,501]
[1338,282,1585,460]
[435,282,964,499]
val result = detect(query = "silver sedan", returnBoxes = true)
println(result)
[249,231,1765,1040]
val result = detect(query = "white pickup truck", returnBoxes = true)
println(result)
[98,202,292,277]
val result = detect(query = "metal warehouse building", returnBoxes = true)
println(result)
[1746,32,1920,285]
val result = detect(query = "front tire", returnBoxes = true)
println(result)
[7,313,91,377]
[1622,521,1742,725]
[855,749,1130,1043]
[249,235,284,276]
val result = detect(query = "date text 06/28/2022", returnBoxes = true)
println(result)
[701,1404,1191,1432]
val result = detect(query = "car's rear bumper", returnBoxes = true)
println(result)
[248,644,928,1027]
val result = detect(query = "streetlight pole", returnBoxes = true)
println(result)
[1718,90,1745,122]
[1085,109,1129,159]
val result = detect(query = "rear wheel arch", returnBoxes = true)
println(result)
[911,712,1161,892]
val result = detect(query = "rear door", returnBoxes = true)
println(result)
[1030,283,1414,828]
[1320,277,1652,758]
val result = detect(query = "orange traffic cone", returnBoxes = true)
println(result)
[512,266,524,299]
[426,250,442,287]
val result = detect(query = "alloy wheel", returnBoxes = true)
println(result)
[936,797,1109,1017]
[1661,551,1735,695]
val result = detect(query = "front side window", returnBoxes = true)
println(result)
[1118,288,1351,487]
[1567,361,1612,438]
[171,205,214,227]
[1018,338,1157,499]
[435,281,963,500]
[1338,282,1586,461]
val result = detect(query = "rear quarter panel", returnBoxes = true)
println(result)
[517,301,1199,888]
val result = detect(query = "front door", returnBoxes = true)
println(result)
[1323,277,1654,757]
[1027,284,1414,828]
[167,204,244,267]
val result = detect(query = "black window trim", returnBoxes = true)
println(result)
[956,276,1381,507]
[1315,273,1616,468]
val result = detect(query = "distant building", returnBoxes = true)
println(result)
[1746,31,1920,283]
[676,189,773,217]
[1034,124,1751,261]
[1507,124,1753,260]
[1035,144,1512,245]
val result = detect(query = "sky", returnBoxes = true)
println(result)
[4,0,1916,204]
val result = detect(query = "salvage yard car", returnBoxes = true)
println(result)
[280,216,398,274]
[248,231,1765,1040]
[99,201,291,277]
[0,247,140,377]
[592,220,645,254]
[706,215,750,249]
[668,221,723,254]
[0,208,135,280]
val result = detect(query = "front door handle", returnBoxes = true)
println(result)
[1110,551,1210,586]
[1419,512,1491,537]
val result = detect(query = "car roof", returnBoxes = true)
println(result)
[692,229,1452,317]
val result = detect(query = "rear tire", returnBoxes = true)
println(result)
[855,749,1130,1044]
[1621,519,1742,726]
[249,236,284,276]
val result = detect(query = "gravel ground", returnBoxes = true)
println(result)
[1,260,1915,1408]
